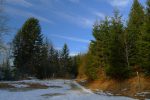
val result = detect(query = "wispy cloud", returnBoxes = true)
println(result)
[53,0,80,3]
[7,0,32,7]
[54,12,94,28]
[107,0,130,7]
[8,0,94,28]
[51,34,90,43]
[6,7,53,24]
[94,12,105,19]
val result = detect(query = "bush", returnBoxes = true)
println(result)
[85,54,99,80]
[105,65,130,80]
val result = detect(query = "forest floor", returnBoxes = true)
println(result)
[77,74,150,100]
[0,79,139,100]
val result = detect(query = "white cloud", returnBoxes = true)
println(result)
[108,0,130,7]
[55,47,62,50]
[70,52,79,56]
[54,12,94,28]
[51,34,90,43]
[6,7,53,24]
[7,0,32,7]
[79,17,94,27]
[94,12,105,19]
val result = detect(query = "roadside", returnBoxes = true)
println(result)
[76,75,150,100]
[0,79,136,100]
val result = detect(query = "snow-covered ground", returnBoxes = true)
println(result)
[0,79,141,100]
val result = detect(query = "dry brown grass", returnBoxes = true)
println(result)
[0,82,49,89]
[77,69,150,99]
[0,83,14,88]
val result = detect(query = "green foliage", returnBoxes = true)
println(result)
[85,10,131,80]
[105,64,130,80]
[13,17,44,76]
[70,55,80,78]
[126,0,144,66]
[59,44,72,77]
[92,18,111,67]
[139,0,150,75]
[105,11,130,80]
[84,19,111,80]
[0,58,13,81]
[85,52,99,80]
[36,38,49,79]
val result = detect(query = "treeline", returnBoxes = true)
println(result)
[80,0,150,80]
[12,18,79,79]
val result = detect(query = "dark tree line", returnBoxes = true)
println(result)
[83,0,150,80]
[12,18,79,79]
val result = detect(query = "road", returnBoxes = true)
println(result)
[0,79,137,100]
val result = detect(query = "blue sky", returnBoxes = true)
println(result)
[5,0,146,55]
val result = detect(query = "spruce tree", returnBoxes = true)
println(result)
[36,38,49,79]
[70,55,79,78]
[13,31,23,75]
[1,58,12,80]
[95,18,111,67]
[48,42,58,77]
[85,18,111,80]
[106,11,129,80]
[140,0,150,75]
[85,49,99,80]
[60,44,71,77]
[85,24,100,80]
[126,0,144,66]
[13,17,43,77]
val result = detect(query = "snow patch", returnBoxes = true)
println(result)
[10,84,29,88]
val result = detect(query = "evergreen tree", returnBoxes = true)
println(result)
[126,0,144,66]
[140,0,150,75]
[2,58,12,80]
[48,42,59,78]
[13,30,24,76]
[32,26,44,76]
[59,44,71,77]
[85,50,99,80]
[36,38,49,78]
[13,17,43,77]
[94,18,111,67]
[70,55,79,78]
[106,11,129,80]
[85,23,100,80]
[85,18,111,80]
[0,57,12,81]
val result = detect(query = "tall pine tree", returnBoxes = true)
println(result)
[140,0,150,75]
[106,11,129,80]
[13,17,44,77]
[126,0,144,66]
[85,18,111,80]
[59,44,71,77]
